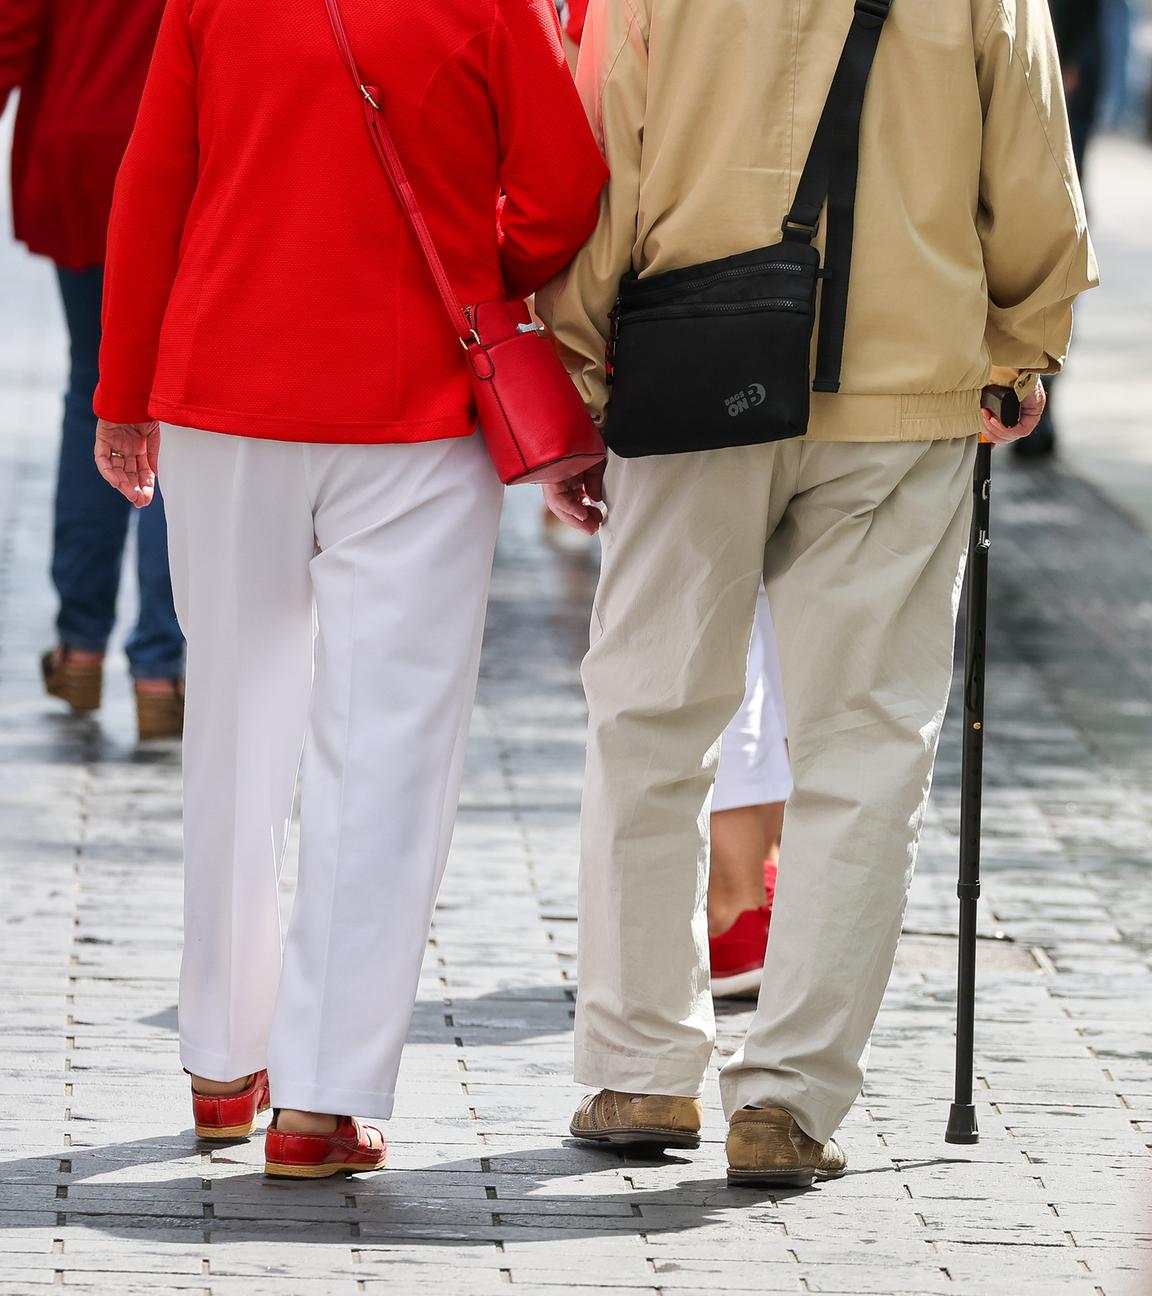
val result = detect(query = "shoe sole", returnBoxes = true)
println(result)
[710,967,763,999]
[196,1119,260,1140]
[264,1157,388,1179]
[137,717,184,741]
[569,1125,701,1151]
[726,1165,847,1189]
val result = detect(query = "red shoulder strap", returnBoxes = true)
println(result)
[322,0,476,344]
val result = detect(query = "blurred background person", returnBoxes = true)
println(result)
[1019,0,1105,462]
[556,0,588,67]
[0,0,185,740]
[551,0,792,983]
[1017,1,1100,463]
[1053,0,1104,177]
[709,589,789,1000]
[1099,0,1134,130]
[565,0,588,43]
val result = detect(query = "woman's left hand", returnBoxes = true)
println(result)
[95,419,161,507]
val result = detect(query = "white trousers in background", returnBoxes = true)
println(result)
[713,588,792,813]
[578,437,975,1142]
[160,425,503,1119]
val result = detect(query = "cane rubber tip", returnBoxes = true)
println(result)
[945,1103,980,1144]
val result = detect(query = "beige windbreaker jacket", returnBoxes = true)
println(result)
[537,0,1099,443]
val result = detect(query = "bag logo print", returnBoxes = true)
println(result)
[725,383,768,419]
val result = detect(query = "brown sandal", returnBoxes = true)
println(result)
[41,647,103,713]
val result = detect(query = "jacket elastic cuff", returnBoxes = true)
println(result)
[987,367,1042,398]
[987,365,1024,386]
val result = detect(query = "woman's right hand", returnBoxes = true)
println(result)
[94,419,161,507]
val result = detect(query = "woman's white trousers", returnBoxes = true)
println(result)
[160,425,503,1119]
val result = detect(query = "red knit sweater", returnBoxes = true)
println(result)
[95,0,607,444]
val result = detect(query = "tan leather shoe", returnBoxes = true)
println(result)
[726,1106,847,1187]
[569,1089,702,1150]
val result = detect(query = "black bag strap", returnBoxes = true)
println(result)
[783,0,892,393]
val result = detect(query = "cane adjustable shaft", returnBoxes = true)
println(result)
[946,437,992,1145]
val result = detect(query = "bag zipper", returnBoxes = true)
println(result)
[624,261,811,304]
[619,299,807,325]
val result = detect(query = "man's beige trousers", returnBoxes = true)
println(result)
[576,436,977,1143]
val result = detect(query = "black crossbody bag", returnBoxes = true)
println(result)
[603,0,892,457]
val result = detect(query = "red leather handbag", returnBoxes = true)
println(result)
[323,0,605,485]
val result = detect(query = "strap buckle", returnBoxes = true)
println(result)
[359,83,380,110]
[782,215,820,243]
[854,0,891,26]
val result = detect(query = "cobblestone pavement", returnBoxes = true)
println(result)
[2,133,1151,1296]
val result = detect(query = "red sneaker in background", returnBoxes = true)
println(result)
[709,904,772,999]
[764,857,778,905]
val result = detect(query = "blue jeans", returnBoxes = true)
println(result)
[53,266,184,678]
[1099,0,1132,129]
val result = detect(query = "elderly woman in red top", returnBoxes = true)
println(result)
[93,0,606,1177]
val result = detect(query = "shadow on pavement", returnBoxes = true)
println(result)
[0,1135,967,1246]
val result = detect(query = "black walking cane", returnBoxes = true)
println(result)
[945,381,1021,1145]
[945,433,992,1145]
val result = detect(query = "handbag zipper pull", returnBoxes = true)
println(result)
[460,304,482,351]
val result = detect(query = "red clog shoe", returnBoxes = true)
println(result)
[264,1116,388,1179]
[191,1070,271,1140]
[710,904,772,999]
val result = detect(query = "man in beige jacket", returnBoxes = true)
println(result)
[536,0,1097,1187]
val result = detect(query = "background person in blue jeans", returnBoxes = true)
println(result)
[1,0,184,739]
